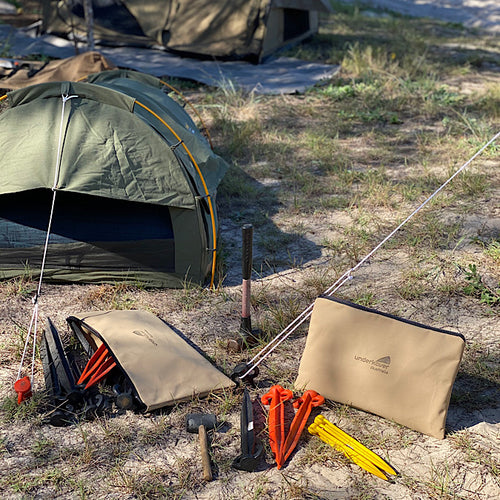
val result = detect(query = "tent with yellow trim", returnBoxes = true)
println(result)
[0,70,228,287]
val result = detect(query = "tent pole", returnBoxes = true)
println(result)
[135,100,219,288]
[83,0,95,52]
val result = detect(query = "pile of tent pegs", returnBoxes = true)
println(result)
[259,385,398,480]
[20,317,141,426]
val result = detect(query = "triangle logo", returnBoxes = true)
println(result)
[376,356,391,365]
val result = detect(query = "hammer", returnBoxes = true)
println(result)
[186,413,217,481]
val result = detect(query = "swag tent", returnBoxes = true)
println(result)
[0,70,228,287]
[41,0,332,62]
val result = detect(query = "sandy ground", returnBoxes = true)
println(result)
[0,147,498,498]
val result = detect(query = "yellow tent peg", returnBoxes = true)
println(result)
[308,416,397,481]
[314,415,397,477]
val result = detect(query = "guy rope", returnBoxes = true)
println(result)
[14,93,78,403]
[236,131,500,383]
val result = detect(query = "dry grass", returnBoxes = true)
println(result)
[0,1,499,499]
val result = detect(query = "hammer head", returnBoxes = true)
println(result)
[186,413,217,433]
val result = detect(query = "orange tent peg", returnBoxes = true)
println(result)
[14,376,32,404]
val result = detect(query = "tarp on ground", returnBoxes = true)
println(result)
[0,24,339,94]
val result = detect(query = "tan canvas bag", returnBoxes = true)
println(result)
[295,297,465,439]
[67,310,235,411]
[0,52,116,90]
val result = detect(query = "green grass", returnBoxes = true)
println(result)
[462,263,500,306]
[486,240,500,261]
[0,392,46,423]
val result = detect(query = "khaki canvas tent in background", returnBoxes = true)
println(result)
[0,70,228,287]
[41,0,332,62]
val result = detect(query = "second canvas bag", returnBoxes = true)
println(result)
[295,296,465,439]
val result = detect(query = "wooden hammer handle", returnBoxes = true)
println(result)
[198,425,213,481]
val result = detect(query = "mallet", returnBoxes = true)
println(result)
[240,223,253,342]
[227,224,257,353]
[186,413,217,481]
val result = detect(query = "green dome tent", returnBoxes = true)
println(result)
[0,70,228,287]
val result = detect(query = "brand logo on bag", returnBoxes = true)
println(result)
[354,355,391,375]
[132,329,158,346]
[376,356,391,365]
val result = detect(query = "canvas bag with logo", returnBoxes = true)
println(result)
[295,296,465,439]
